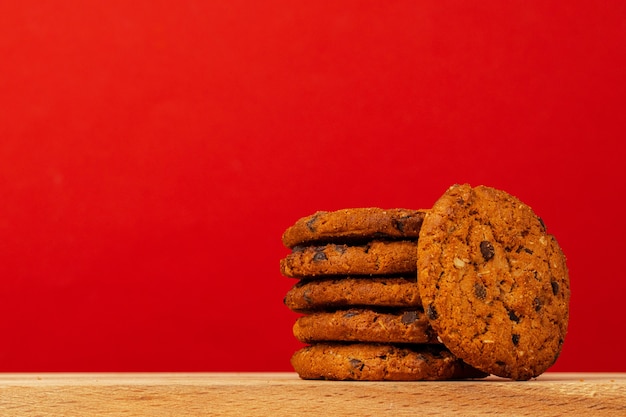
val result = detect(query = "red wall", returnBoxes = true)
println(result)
[1,1,625,372]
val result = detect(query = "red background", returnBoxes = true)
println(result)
[1,1,625,372]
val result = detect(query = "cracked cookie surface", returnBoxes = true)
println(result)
[293,308,437,344]
[291,343,488,380]
[280,240,417,278]
[282,208,426,248]
[417,184,570,380]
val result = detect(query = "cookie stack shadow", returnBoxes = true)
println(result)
[280,208,487,381]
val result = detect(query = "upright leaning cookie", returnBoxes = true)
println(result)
[417,184,570,380]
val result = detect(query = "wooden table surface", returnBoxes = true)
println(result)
[1,372,625,416]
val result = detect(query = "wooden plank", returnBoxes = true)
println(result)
[1,373,625,416]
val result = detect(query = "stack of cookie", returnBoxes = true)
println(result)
[280,208,487,380]
[281,185,570,381]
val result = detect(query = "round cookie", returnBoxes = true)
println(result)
[282,208,426,248]
[280,241,417,278]
[417,184,570,380]
[293,308,437,344]
[284,277,422,312]
[291,343,488,381]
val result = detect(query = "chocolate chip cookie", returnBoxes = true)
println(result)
[293,308,437,344]
[417,184,570,380]
[282,208,426,248]
[284,276,421,313]
[291,343,488,381]
[280,241,417,278]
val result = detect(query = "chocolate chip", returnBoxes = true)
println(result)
[306,216,318,232]
[343,310,360,318]
[401,311,418,325]
[312,248,327,262]
[474,283,487,300]
[512,334,520,346]
[426,304,438,320]
[538,217,546,230]
[533,297,543,312]
[349,358,364,371]
[334,244,346,254]
[516,246,533,254]
[480,241,495,261]
[425,326,437,342]
[551,280,560,296]
[302,290,313,305]
[393,217,408,233]
[508,309,520,323]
